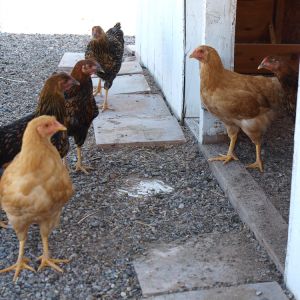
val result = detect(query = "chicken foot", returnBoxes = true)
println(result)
[99,89,114,112]
[93,79,103,96]
[75,146,94,174]
[0,240,35,281]
[246,143,263,172]
[208,133,238,164]
[37,234,69,273]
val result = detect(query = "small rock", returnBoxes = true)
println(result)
[178,203,184,209]
[121,292,126,298]
[256,290,262,296]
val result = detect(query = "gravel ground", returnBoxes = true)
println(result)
[0,33,287,299]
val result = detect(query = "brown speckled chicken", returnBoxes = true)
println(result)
[0,116,73,281]
[64,59,100,174]
[258,55,299,118]
[190,45,284,172]
[85,23,124,111]
[0,72,79,168]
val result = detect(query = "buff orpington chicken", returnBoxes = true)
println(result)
[190,45,284,172]
[0,116,73,281]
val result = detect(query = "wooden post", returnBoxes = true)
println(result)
[198,0,237,144]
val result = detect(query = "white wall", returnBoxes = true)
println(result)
[0,0,137,36]
[185,0,205,118]
[285,68,300,299]
[135,0,185,119]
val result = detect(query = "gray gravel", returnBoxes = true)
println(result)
[0,33,284,299]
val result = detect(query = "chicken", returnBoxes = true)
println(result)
[64,59,100,174]
[189,45,284,172]
[0,73,77,228]
[0,72,79,168]
[0,116,73,281]
[258,55,299,118]
[85,22,124,111]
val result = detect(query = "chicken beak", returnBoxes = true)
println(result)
[54,120,67,131]
[73,79,80,86]
[257,63,264,70]
[96,63,104,73]
[189,51,196,59]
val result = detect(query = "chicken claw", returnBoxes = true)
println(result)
[0,257,35,282]
[98,88,114,112]
[246,144,263,172]
[75,162,94,174]
[99,103,114,112]
[37,256,69,273]
[75,146,94,174]
[208,153,238,164]
[246,160,263,172]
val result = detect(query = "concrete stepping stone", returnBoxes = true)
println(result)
[94,94,170,117]
[126,44,136,55]
[93,115,185,148]
[93,93,186,147]
[147,282,288,300]
[92,73,150,95]
[133,232,281,297]
[58,52,143,75]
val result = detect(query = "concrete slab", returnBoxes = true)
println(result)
[147,282,288,300]
[58,52,143,75]
[134,232,279,297]
[93,115,185,148]
[94,94,170,117]
[118,60,143,75]
[126,44,136,55]
[200,144,288,274]
[92,73,150,95]
[58,52,84,71]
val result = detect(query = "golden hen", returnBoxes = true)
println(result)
[0,116,73,281]
[190,45,284,172]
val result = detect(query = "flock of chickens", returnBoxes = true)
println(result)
[0,23,298,282]
[0,23,124,281]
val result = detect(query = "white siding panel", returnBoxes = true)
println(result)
[285,68,300,299]
[185,0,206,118]
[136,0,185,119]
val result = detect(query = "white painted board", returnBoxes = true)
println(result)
[136,0,185,120]
[285,68,300,299]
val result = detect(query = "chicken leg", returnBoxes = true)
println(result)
[93,79,103,97]
[246,143,263,172]
[75,146,93,174]
[0,239,35,281]
[208,132,239,164]
[99,89,113,112]
[37,233,69,273]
